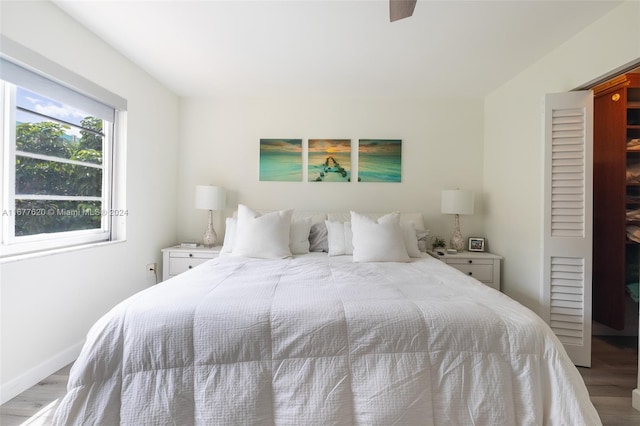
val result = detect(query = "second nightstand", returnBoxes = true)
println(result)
[429,251,502,291]
[161,245,221,281]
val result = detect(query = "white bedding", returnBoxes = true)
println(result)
[53,254,600,425]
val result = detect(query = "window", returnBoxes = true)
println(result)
[1,41,127,257]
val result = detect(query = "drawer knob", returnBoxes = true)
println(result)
[188,265,193,269]
[468,260,473,264]
[468,272,473,276]
[189,253,193,257]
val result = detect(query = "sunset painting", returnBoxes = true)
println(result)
[259,139,302,181]
[308,139,351,182]
[358,139,402,182]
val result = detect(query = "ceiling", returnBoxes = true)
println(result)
[51,0,622,99]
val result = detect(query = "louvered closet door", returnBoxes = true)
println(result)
[543,91,593,367]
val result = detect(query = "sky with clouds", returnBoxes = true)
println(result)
[16,87,90,138]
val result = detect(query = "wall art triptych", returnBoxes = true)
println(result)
[259,138,402,183]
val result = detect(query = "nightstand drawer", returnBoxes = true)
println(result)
[170,251,216,259]
[445,258,494,266]
[448,263,493,282]
[429,251,502,291]
[161,245,221,281]
[169,257,210,275]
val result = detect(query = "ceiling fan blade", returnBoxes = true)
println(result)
[390,0,417,22]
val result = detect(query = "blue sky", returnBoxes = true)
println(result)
[16,87,89,137]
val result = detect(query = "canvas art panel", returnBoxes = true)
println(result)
[358,139,402,182]
[259,139,303,182]
[308,139,352,182]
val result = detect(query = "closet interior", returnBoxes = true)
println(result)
[593,71,640,332]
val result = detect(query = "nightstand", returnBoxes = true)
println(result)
[429,251,502,291]
[161,245,221,281]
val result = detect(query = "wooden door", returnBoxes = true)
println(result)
[593,86,626,329]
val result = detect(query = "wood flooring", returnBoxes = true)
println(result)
[578,336,640,426]
[1,336,639,425]
[0,363,70,425]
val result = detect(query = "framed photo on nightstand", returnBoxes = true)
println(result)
[468,237,485,252]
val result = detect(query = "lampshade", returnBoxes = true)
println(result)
[195,185,226,210]
[441,189,474,215]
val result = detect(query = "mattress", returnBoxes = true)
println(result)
[53,254,601,425]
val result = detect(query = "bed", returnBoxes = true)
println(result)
[53,207,601,425]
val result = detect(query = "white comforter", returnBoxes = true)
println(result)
[53,254,601,425]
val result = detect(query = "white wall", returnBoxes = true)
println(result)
[485,0,640,313]
[483,0,640,406]
[0,1,180,402]
[177,96,486,245]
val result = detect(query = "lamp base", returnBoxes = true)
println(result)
[449,214,465,252]
[203,210,217,247]
[450,229,464,252]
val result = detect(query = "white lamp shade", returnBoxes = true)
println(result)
[195,185,226,210]
[441,189,474,215]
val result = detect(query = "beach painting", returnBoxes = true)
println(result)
[259,139,303,181]
[308,139,351,182]
[358,139,402,182]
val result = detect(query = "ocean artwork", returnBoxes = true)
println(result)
[308,139,351,182]
[358,139,402,182]
[259,139,303,181]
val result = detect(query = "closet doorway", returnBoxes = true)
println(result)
[589,65,640,338]
[544,59,640,368]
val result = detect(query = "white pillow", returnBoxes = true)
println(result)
[222,212,311,255]
[290,218,312,254]
[402,221,423,257]
[327,212,425,230]
[325,220,353,256]
[350,211,410,262]
[220,217,237,255]
[232,205,293,259]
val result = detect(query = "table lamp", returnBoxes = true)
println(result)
[195,185,226,247]
[441,189,474,252]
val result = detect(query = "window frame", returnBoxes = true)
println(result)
[0,36,127,258]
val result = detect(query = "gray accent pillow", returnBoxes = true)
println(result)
[309,222,329,252]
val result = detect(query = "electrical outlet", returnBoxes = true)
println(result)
[146,263,157,276]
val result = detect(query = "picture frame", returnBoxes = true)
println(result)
[468,237,485,252]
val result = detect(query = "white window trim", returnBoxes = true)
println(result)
[0,36,127,112]
[0,36,127,259]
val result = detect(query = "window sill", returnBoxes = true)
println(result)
[0,239,125,264]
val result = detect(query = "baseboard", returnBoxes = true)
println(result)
[633,388,640,412]
[0,340,84,405]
